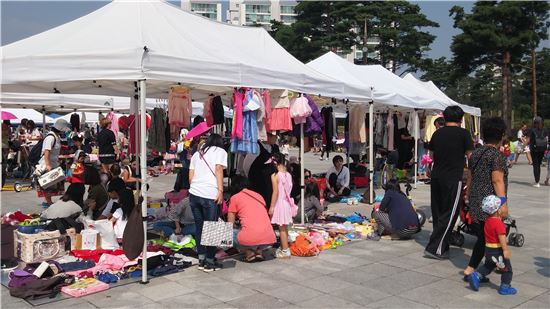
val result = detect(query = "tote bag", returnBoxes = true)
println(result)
[200,219,233,248]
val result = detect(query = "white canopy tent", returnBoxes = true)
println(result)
[1,0,376,283]
[402,73,481,117]
[1,108,54,124]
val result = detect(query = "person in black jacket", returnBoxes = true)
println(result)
[529,116,549,187]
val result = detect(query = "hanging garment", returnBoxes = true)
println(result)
[267,108,292,132]
[243,89,262,112]
[396,113,407,130]
[168,88,192,130]
[293,95,324,137]
[231,111,259,154]
[375,114,384,146]
[70,113,80,132]
[211,96,225,125]
[256,93,267,142]
[262,90,272,121]
[128,114,151,155]
[248,142,277,208]
[231,89,245,139]
[349,104,367,143]
[269,89,290,108]
[387,111,395,151]
[289,96,312,124]
[204,96,214,126]
[321,107,335,151]
[106,112,119,137]
[147,108,168,152]
[118,116,129,131]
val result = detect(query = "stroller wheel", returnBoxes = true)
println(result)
[450,231,464,247]
[508,233,517,246]
[515,234,525,247]
[416,209,426,227]
[14,182,22,193]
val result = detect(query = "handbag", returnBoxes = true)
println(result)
[14,230,67,264]
[200,218,233,248]
[198,151,228,215]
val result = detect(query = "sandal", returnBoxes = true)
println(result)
[255,254,265,261]
[243,255,257,263]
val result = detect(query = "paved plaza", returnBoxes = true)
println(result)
[1,153,548,308]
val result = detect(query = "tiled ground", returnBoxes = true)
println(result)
[1,152,548,308]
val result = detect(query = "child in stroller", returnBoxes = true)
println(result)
[449,185,524,247]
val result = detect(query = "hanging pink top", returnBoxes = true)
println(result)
[168,88,192,129]
[262,90,272,120]
[204,96,214,126]
[231,89,244,139]
[106,112,119,137]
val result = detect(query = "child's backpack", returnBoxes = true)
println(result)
[28,133,56,166]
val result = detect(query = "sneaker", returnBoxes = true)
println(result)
[202,261,223,272]
[498,284,517,295]
[463,274,490,284]
[41,202,50,209]
[423,250,447,260]
[319,157,324,161]
[197,259,205,270]
[275,248,291,259]
[468,272,480,291]
[533,183,541,188]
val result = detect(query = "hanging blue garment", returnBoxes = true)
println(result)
[231,111,258,154]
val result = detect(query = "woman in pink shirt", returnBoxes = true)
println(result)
[228,176,276,262]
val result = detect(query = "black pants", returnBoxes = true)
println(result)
[468,221,486,269]
[425,177,462,256]
[478,248,513,285]
[532,151,544,183]
[328,173,351,196]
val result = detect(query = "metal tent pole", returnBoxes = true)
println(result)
[300,122,305,224]
[368,99,374,204]
[42,107,46,127]
[139,80,148,284]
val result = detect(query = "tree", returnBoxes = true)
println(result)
[518,48,550,120]
[450,1,550,130]
[269,1,438,71]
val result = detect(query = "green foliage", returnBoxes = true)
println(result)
[269,1,438,71]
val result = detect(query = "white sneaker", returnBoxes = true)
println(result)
[533,183,540,188]
[275,248,291,259]
[319,157,324,161]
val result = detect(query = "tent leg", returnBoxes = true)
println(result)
[42,107,46,127]
[139,80,149,284]
[300,122,305,225]
[368,101,374,204]
[413,110,418,189]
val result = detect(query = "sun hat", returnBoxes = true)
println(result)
[482,195,502,215]
[53,119,70,132]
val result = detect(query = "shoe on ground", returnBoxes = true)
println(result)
[463,274,490,284]
[275,248,291,259]
[423,250,448,260]
[498,284,517,295]
[202,261,223,272]
[533,183,540,188]
[197,259,205,270]
[468,272,480,291]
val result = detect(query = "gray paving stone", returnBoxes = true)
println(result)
[400,284,469,307]
[328,266,384,285]
[263,283,323,304]
[151,291,222,308]
[532,292,550,304]
[517,300,549,308]
[367,270,439,295]
[271,265,324,283]
[0,300,32,309]
[296,275,354,293]
[465,291,536,309]
[368,295,432,308]
[212,267,266,284]
[295,294,362,308]
[227,292,291,308]
[82,289,155,308]
[241,273,294,294]
[299,260,349,274]
[198,281,258,303]
[139,281,195,302]
[315,252,371,267]
[328,285,391,306]
[359,262,408,278]
[514,270,550,289]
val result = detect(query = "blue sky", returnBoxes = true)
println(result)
[2,1,475,60]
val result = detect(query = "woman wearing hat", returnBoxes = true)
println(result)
[37,119,70,208]
[97,118,120,174]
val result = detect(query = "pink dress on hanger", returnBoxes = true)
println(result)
[231,89,244,139]
[106,112,119,137]
[204,96,214,126]
[271,172,296,226]
[168,88,192,129]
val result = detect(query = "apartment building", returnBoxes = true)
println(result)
[227,1,297,28]
[181,0,223,22]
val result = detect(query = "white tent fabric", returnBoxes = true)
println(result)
[0,0,370,101]
[402,73,481,116]
[1,108,54,124]
[307,52,447,111]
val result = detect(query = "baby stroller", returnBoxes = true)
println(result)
[449,185,524,247]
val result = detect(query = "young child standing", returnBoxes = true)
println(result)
[468,195,517,295]
[269,153,297,259]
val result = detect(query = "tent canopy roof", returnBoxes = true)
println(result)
[2,108,55,124]
[308,52,447,111]
[1,0,370,101]
[402,73,481,116]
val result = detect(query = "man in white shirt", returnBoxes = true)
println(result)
[325,155,351,201]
